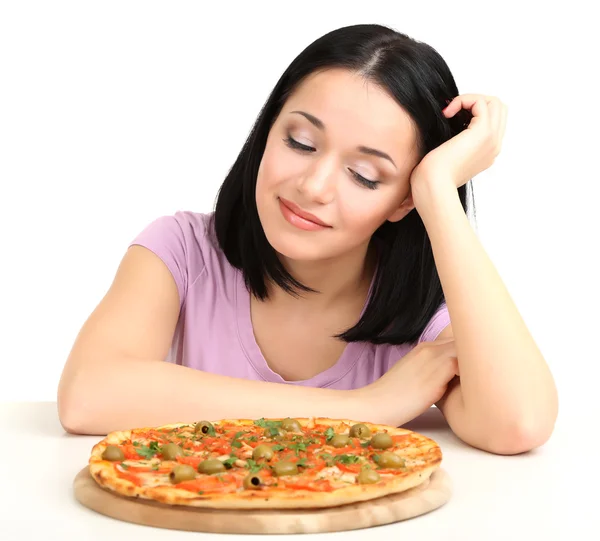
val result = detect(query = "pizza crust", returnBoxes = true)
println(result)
[88,418,442,509]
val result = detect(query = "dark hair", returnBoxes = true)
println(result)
[213,23,475,345]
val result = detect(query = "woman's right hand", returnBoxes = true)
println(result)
[361,338,459,426]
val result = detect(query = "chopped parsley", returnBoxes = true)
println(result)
[231,431,244,448]
[319,453,335,467]
[288,442,307,455]
[245,459,265,474]
[222,456,238,469]
[324,427,335,442]
[335,454,361,464]
[135,441,161,459]
[254,418,282,429]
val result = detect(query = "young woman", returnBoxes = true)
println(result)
[57,24,558,455]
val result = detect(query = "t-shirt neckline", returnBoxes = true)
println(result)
[234,270,374,388]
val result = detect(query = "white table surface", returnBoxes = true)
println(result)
[0,402,590,540]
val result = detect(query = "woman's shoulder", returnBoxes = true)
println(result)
[129,210,235,308]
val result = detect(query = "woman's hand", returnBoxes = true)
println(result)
[410,94,508,193]
[361,338,459,427]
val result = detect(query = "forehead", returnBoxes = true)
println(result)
[280,68,418,159]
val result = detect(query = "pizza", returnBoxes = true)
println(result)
[88,417,442,509]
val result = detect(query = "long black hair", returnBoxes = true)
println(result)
[213,24,475,345]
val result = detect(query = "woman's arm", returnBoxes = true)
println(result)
[404,94,558,455]
[414,180,558,454]
[57,246,373,435]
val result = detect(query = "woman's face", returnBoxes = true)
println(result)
[256,68,421,262]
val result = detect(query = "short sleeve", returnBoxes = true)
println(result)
[418,302,451,343]
[128,212,207,309]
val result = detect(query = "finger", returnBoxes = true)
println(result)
[431,337,456,353]
[432,354,459,381]
[488,99,508,154]
[487,98,502,138]
[452,356,460,377]
[431,336,455,345]
[443,94,490,130]
[443,94,489,117]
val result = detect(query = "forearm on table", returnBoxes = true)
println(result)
[57,357,375,435]
[414,181,558,443]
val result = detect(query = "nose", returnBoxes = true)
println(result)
[296,155,337,204]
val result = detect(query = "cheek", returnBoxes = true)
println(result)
[338,188,399,230]
[257,144,299,191]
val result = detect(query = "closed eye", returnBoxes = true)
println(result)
[349,169,379,190]
[284,136,315,153]
[284,136,379,190]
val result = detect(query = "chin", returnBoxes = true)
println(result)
[257,210,327,264]
[262,224,331,262]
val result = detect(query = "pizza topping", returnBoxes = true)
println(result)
[272,460,299,477]
[169,464,196,484]
[280,418,302,432]
[102,445,125,461]
[374,451,406,469]
[349,423,372,439]
[194,420,216,436]
[329,434,350,448]
[221,456,238,469]
[134,441,161,459]
[357,467,381,484]
[334,454,361,464]
[161,442,183,460]
[98,418,434,497]
[198,458,227,474]
[370,432,393,449]
[243,473,263,489]
[263,427,285,439]
[252,444,274,461]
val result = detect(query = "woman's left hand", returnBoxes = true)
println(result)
[409,94,508,192]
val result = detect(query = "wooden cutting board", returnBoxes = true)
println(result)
[73,466,451,534]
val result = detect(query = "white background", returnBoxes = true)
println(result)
[1,1,598,430]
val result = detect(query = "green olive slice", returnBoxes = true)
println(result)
[169,464,197,484]
[374,451,405,469]
[357,467,381,484]
[243,473,263,489]
[349,423,372,439]
[194,421,215,435]
[370,432,393,449]
[102,445,125,461]
[330,434,350,448]
[161,442,183,460]
[272,461,298,477]
[252,444,274,461]
[197,458,226,474]
[280,418,302,432]
[263,427,284,439]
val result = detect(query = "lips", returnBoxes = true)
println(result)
[279,198,330,227]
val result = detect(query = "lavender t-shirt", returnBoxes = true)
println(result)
[130,211,450,390]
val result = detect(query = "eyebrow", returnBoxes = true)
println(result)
[290,110,397,169]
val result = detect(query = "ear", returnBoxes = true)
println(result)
[387,192,415,223]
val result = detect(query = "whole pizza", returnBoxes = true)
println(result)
[89,417,442,509]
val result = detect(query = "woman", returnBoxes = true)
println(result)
[57,24,558,454]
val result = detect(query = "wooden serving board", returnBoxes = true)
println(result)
[73,466,451,534]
